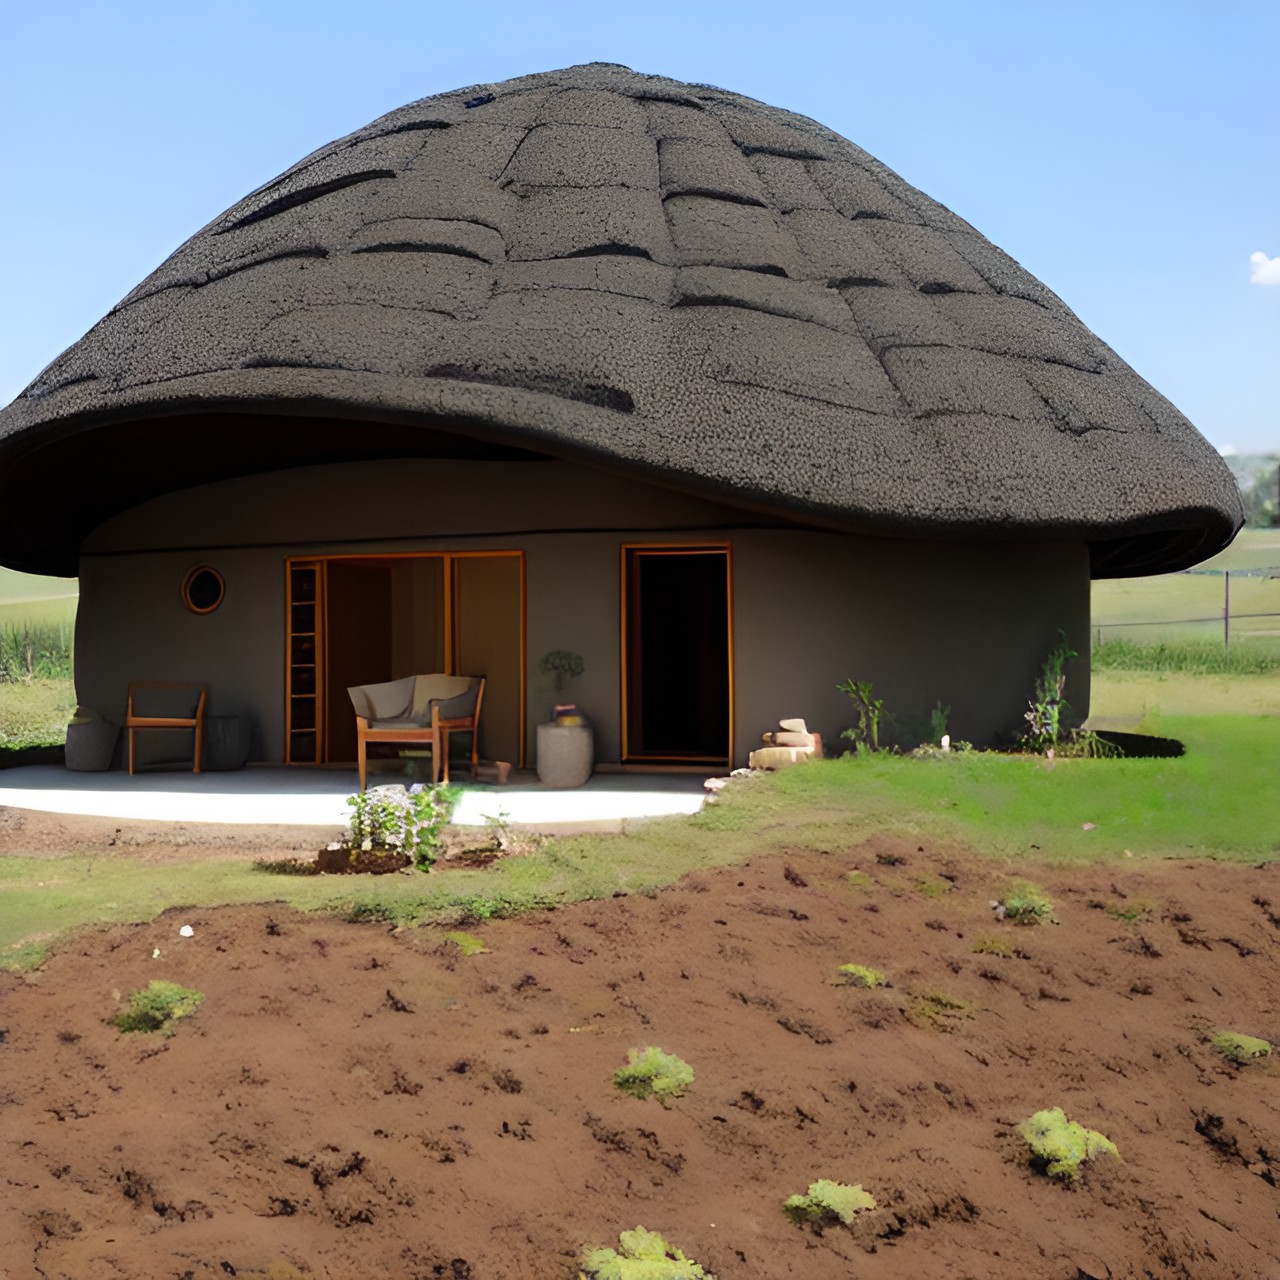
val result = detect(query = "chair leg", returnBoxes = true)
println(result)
[470,731,478,781]
[439,732,449,785]
[193,725,203,774]
[358,732,367,792]
[432,735,442,786]
[128,727,135,775]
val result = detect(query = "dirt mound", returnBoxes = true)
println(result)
[2,840,1278,1278]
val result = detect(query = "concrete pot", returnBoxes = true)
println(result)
[65,721,120,772]
[536,723,594,788]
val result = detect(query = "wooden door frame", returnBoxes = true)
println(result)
[619,542,734,767]
[284,550,526,767]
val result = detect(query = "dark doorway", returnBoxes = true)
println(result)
[324,560,394,763]
[624,547,731,763]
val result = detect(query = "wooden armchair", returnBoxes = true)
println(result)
[347,674,485,790]
[126,681,208,774]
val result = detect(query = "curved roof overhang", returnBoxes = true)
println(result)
[0,369,1239,579]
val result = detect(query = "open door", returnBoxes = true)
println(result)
[623,545,732,764]
[285,552,524,766]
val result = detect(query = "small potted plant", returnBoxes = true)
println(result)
[536,651,593,786]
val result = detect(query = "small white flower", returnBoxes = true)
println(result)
[361,839,373,852]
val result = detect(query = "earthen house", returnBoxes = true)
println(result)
[0,64,1243,769]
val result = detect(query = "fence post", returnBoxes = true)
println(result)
[1224,569,1230,653]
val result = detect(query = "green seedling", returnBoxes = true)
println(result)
[444,931,488,957]
[835,964,887,988]
[613,1047,694,1104]
[1000,884,1055,924]
[111,980,204,1034]
[1019,1107,1119,1182]
[782,1178,876,1228]
[1212,1031,1272,1065]
[580,1226,711,1279]
[845,870,873,889]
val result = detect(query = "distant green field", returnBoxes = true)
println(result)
[0,568,78,628]
[1092,528,1280,646]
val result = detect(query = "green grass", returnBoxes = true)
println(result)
[0,567,78,606]
[1092,529,1280,647]
[0,678,76,748]
[4,713,1275,968]
[1090,669,1280,721]
[757,714,1280,862]
[1093,637,1280,676]
[1199,527,1280,572]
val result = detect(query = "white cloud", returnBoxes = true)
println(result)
[1250,251,1280,284]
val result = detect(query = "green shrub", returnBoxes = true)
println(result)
[111,980,204,1034]
[1000,884,1055,924]
[1020,631,1076,753]
[444,931,488,956]
[580,1226,711,1279]
[783,1179,875,1228]
[1019,1107,1119,1182]
[613,1047,694,1104]
[835,963,887,988]
[838,678,885,753]
[783,1177,875,1228]
[1212,1031,1271,1065]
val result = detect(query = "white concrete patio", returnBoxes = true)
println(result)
[0,764,709,829]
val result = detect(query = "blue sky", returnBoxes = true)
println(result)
[1,0,1276,452]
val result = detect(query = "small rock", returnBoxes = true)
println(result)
[179,925,195,938]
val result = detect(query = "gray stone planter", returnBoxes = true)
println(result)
[65,720,119,772]
[535,723,594,788]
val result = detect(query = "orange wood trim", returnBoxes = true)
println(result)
[725,541,735,770]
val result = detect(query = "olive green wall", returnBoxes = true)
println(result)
[77,456,1089,766]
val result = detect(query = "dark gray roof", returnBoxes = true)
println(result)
[0,63,1242,576]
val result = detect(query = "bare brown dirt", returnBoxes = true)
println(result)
[2,836,1278,1279]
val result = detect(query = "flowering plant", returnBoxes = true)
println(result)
[345,783,457,870]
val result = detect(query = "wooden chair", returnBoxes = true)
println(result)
[126,681,208,774]
[348,674,485,790]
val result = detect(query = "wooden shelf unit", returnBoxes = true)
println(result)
[286,561,325,764]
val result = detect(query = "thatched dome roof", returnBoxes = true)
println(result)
[0,63,1242,576]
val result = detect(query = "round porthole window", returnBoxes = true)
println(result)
[181,565,225,615]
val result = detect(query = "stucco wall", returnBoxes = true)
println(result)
[77,456,1089,766]
[731,530,1090,755]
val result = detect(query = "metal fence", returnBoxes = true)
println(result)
[1094,566,1280,650]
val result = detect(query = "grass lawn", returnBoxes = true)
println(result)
[3,711,1275,968]
[0,677,76,749]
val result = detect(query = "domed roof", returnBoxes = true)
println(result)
[0,63,1242,576]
